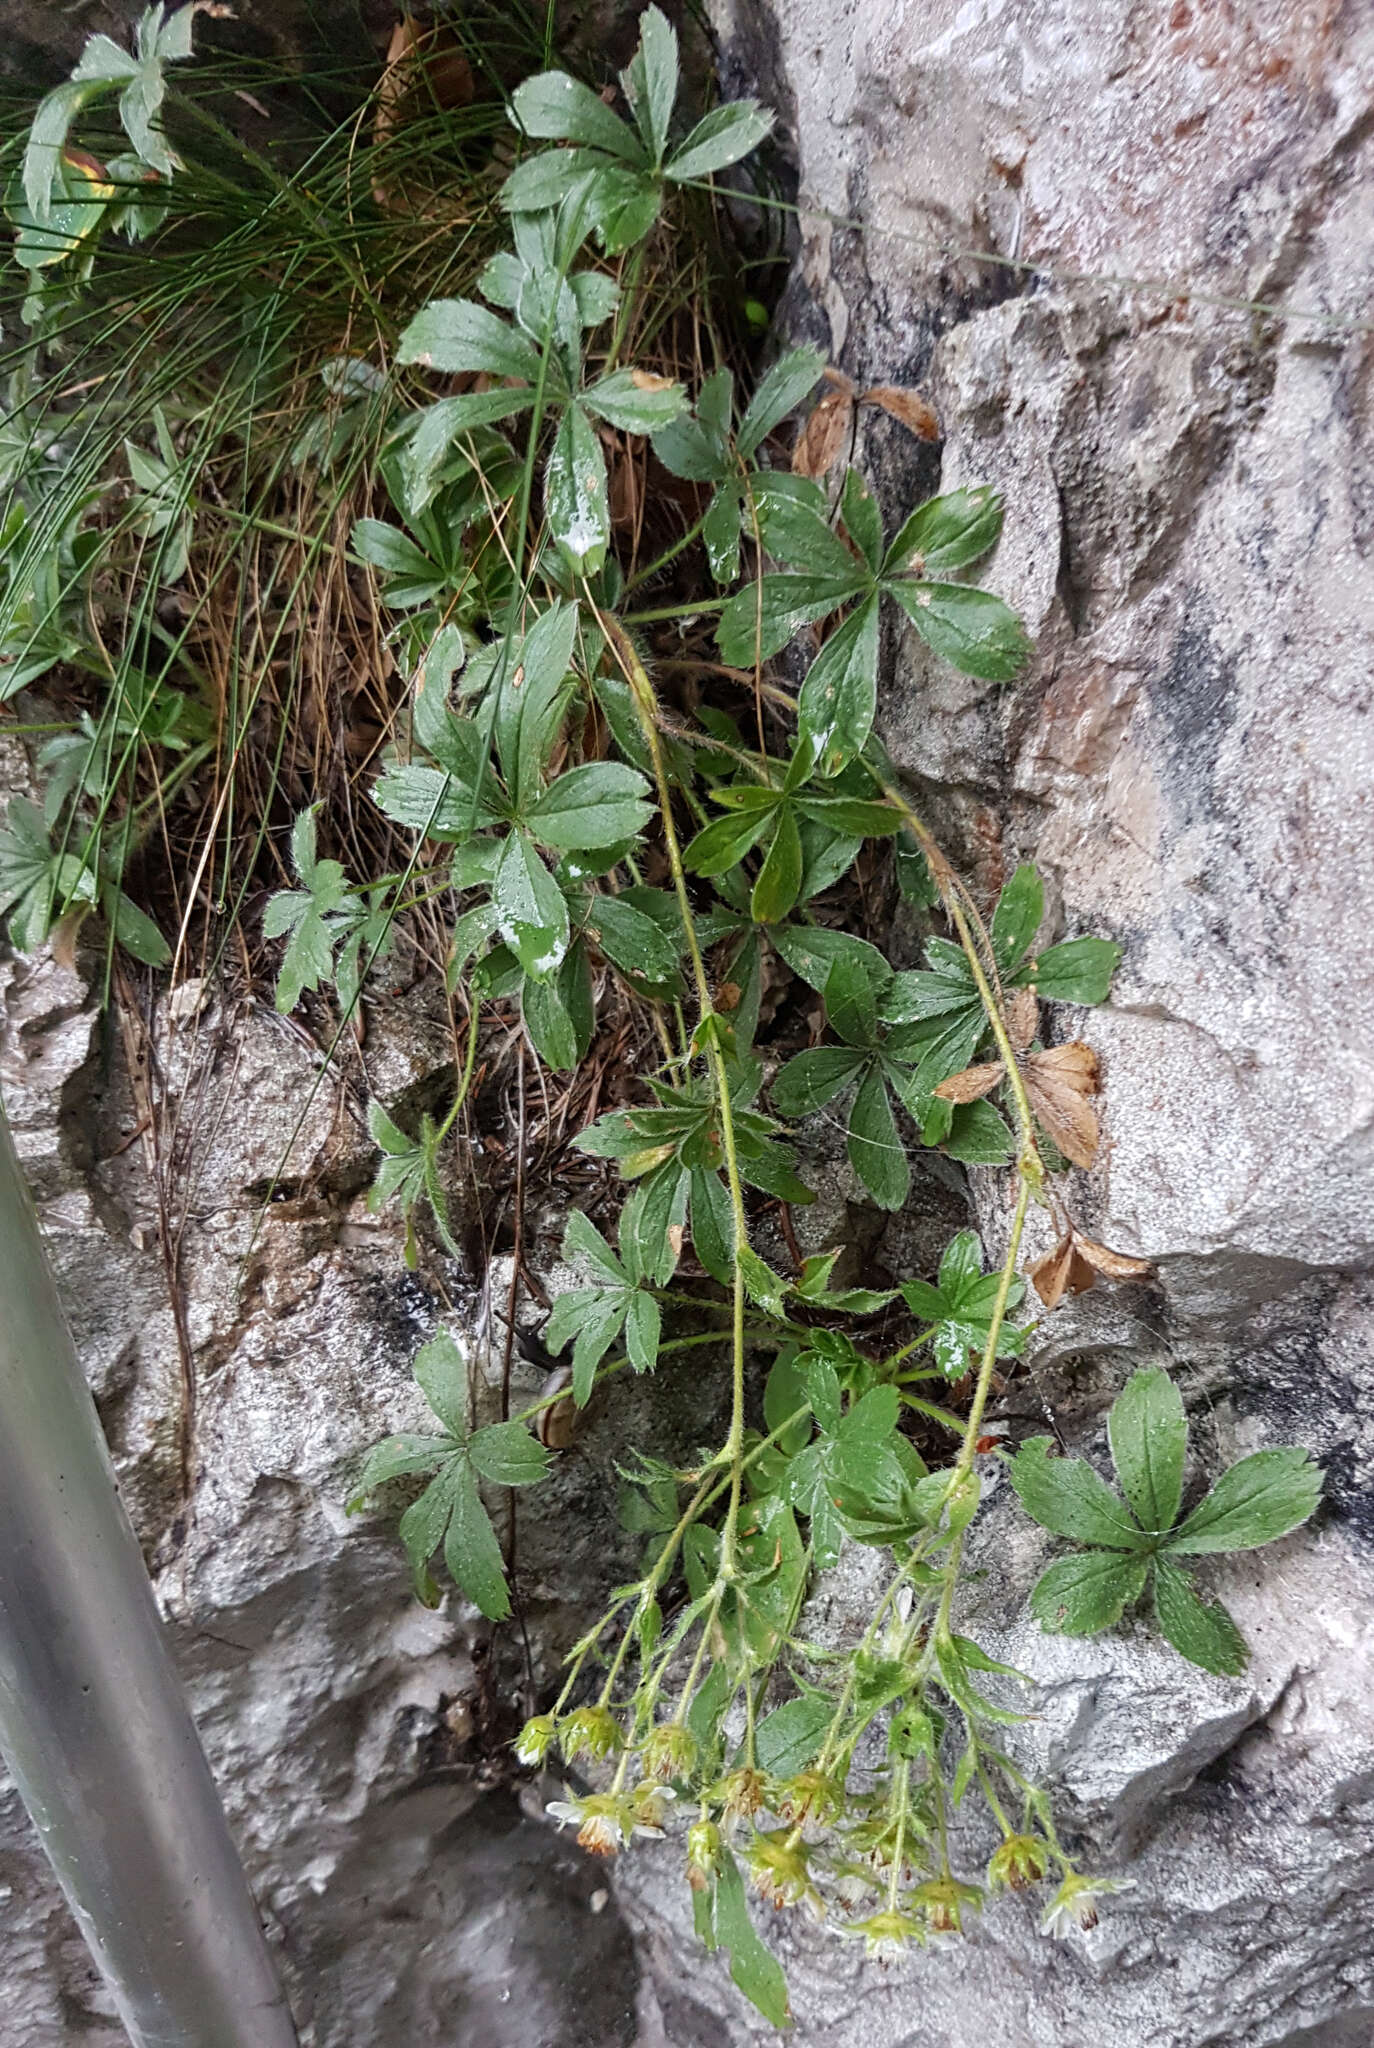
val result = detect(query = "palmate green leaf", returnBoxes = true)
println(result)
[482,602,579,809]
[375,760,495,841]
[897,1229,1028,1379]
[750,805,803,924]
[771,1044,867,1117]
[683,804,774,876]
[1165,1447,1323,1555]
[562,1208,628,1285]
[1015,934,1123,1005]
[492,830,570,979]
[689,1165,734,1283]
[828,1435,932,1548]
[717,573,866,667]
[583,166,662,253]
[522,947,593,1070]
[582,367,686,434]
[1009,1437,1147,1550]
[701,1848,791,2030]
[798,594,881,772]
[1152,1556,1248,1676]
[263,890,334,1011]
[665,100,775,183]
[738,1244,789,1320]
[619,1160,688,1287]
[1108,1367,1188,1536]
[413,1330,469,1436]
[583,892,679,984]
[24,80,108,222]
[510,70,645,161]
[445,1457,513,1619]
[932,1627,1025,1726]
[990,863,1044,971]
[757,481,860,579]
[737,345,826,457]
[769,922,888,996]
[824,953,882,1049]
[841,470,884,575]
[763,1348,812,1454]
[939,1097,1014,1164]
[105,887,172,967]
[526,761,654,851]
[889,579,1030,682]
[468,1419,550,1487]
[754,1693,831,1777]
[848,1063,908,1210]
[720,1494,807,1668]
[402,391,538,519]
[396,298,542,383]
[651,386,730,479]
[399,1461,462,1604]
[703,484,743,582]
[347,1432,454,1508]
[620,3,678,164]
[624,1290,662,1374]
[546,1287,629,1405]
[501,145,608,213]
[1030,1549,1150,1637]
[351,519,446,607]
[545,403,610,572]
[884,486,1004,576]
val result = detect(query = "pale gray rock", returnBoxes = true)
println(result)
[4,1,1374,2043]
[0,947,654,2045]
[607,1,1374,2042]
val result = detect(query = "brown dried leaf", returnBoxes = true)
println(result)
[860,384,941,441]
[1005,986,1039,1054]
[1024,1041,1100,1169]
[1073,1234,1152,1281]
[1030,1233,1096,1309]
[934,1060,1005,1104]
[1032,1227,1151,1309]
[374,15,475,197]
[792,386,854,478]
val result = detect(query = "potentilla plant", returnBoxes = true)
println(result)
[9,6,1323,2031]
[330,16,1324,2025]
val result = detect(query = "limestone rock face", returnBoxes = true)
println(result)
[0,949,652,2046]
[3,5,1374,2046]
[609,2,1374,2043]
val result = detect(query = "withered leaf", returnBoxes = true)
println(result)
[1073,1233,1152,1282]
[792,386,854,478]
[1032,1228,1151,1309]
[1024,1041,1100,1170]
[374,16,475,200]
[861,384,941,441]
[934,1060,1005,1104]
[1030,1233,1095,1309]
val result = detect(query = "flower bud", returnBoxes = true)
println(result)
[773,1768,843,1827]
[686,1819,722,1892]
[716,1765,767,1817]
[559,1704,624,1765]
[513,1713,556,1768]
[747,1827,821,1914]
[640,1722,697,1783]
[987,1833,1049,1893]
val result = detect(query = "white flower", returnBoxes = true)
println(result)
[1041,1872,1135,1939]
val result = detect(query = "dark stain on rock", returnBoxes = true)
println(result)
[1155,594,1242,832]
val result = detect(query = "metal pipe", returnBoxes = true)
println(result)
[0,1101,299,2048]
